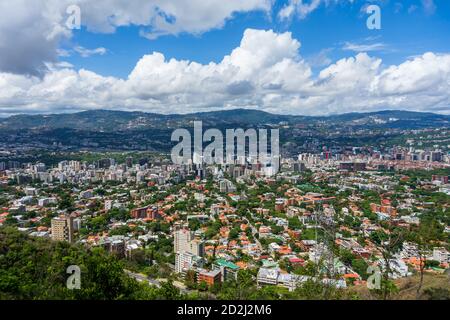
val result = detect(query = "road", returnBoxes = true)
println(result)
[124,269,161,287]
[243,217,262,251]
[124,269,191,294]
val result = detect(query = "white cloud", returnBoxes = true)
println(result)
[278,0,356,21]
[74,46,107,57]
[0,29,449,116]
[0,0,271,75]
[307,48,333,67]
[342,42,387,52]
[374,52,450,96]
[279,0,322,20]
[0,0,70,75]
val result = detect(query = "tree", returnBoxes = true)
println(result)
[351,259,369,280]
[198,281,208,292]
[185,270,197,289]
[339,249,355,266]
[406,213,444,298]
[157,280,182,300]
[58,193,74,211]
[0,226,155,300]
[217,270,256,300]
[424,287,450,300]
[293,279,345,300]
[228,228,240,240]
[288,217,302,229]
[370,230,389,245]
[424,260,440,268]
[375,229,405,300]
[249,285,281,299]
[188,218,201,231]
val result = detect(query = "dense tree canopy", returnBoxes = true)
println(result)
[0,227,163,300]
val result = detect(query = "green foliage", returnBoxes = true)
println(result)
[108,225,131,236]
[216,270,257,300]
[292,261,316,276]
[0,227,159,300]
[228,227,240,240]
[58,193,75,211]
[423,287,450,300]
[184,270,197,289]
[370,278,399,300]
[339,249,356,266]
[107,208,131,221]
[351,259,369,280]
[424,260,441,268]
[0,197,8,206]
[293,279,346,300]
[205,221,222,240]
[288,217,302,229]
[188,218,201,231]
[370,230,389,245]
[157,280,182,300]
[300,228,317,240]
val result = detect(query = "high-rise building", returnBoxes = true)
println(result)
[293,162,306,172]
[174,229,205,273]
[105,200,113,211]
[126,156,133,168]
[51,216,74,243]
[174,229,194,253]
[175,251,203,274]
[96,158,114,169]
[33,163,46,173]
[188,239,205,257]
[339,162,367,172]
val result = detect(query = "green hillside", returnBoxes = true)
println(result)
[0,227,164,300]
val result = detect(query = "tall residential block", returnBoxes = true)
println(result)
[51,216,74,243]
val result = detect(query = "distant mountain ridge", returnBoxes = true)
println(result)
[0,109,449,131]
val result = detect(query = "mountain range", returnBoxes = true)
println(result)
[1,109,449,131]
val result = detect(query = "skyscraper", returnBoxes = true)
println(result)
[51,216,74,243]
[174,229,205,273]
[174,229,194,253]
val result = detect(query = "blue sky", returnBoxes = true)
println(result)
[64,0,450,78]
[0,0,449,116]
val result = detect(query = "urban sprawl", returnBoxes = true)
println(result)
[1,146,449,299]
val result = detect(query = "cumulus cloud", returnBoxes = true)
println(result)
[0,29,449,116]
[0,0,271,75]
[0,1,70,76]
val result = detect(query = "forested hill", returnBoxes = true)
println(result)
[1,109,448,131]
[0,227,171,300]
